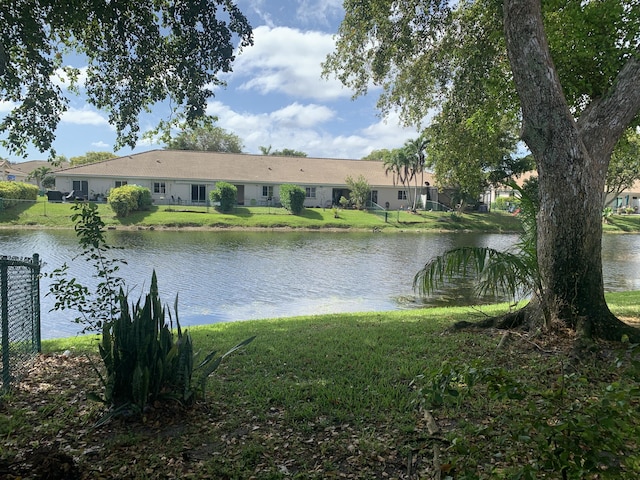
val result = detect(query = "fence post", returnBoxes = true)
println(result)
[32,254,41,353]
[1,260,9,390]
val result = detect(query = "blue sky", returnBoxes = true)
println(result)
[3,0,423,163]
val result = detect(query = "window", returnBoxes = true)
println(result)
[370,190,378,205]
[262,185,274,199]
[397,190,407,200]
[115,180,127,188]
[305,187,316,198]
[191,184,206,203]
[72,180,88,199]
[154,182,166,194]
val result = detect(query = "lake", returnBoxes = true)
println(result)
[1,229,639,339]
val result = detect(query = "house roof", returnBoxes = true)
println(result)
[0,161,29,178]
[11,160,70,174]
[55,149,435,188]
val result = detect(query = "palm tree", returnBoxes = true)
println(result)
[384,148,415,209]
[403,135,429,210]
[413,179,545,323]
[27,166,53,189]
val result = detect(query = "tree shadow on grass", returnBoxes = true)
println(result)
[0,201,41,222]
[113,206,162,226]
[301,209,323,220]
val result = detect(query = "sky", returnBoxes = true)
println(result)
[3,0,424,164]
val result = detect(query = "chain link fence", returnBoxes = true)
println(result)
[0,254,41,391]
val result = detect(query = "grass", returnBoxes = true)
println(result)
[6,197,640,233]
[1,197,527,232]
[3,294,640,478]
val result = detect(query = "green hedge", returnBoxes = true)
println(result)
[0,181,39,209]
[279,184,306,215]
[108,185,152,217]
[493,195,519,211]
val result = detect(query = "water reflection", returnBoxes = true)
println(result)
[0,229,637,338]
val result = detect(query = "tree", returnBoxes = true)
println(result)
[383,148,414,208]
[345,175,371,210]
[27,166,53,189]
[383,138,427,211]
[325,0,640,341]
[604,129,640,209]
[70,151,116,166]
[260,146,307,157]
[0,1,253,158]
[166,125,244,153]
[403,136,429,211]
[361,149,393,162]
[426,109,526,207]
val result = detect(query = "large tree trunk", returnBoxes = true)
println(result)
[502,0,640,340]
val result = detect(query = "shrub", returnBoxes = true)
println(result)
[279,184,306,215]
[0,181,39,208]
[345,175,371,210]
[210,181,237,213]
[47,202,126,333]
[108,184,151,217]
[493,195,519,211]
[133,185,153,210]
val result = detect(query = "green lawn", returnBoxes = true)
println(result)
[5,197,640,233]
[10,293,635,479]
[0,197,526,232]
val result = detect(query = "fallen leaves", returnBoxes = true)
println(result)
[1,352,428,479]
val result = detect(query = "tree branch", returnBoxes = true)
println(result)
[502,0,579,162]
[0,42,5,76]
[578,53,640,160]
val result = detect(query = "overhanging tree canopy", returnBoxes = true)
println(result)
[0,0,253,157]
[324,0,640,340]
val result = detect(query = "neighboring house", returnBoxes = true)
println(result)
[10,160,70,188]
[604,178,640,211]
[0,160,30,182]
[53,150,440,210]
[489,171,640,213]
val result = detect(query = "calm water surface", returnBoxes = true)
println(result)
[1,229,638,339]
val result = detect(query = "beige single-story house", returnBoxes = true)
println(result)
[604,179,640,211]
[0,160,30,183]
[53,150,441,210]
[488,171,640,212]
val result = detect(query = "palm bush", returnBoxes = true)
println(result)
[95,270,255,417]
[414,179,541,305]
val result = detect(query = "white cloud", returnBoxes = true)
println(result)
[91,141,110,149]
[61,106,110,126]
[0,101,18,113]
[269,102,334,128]
[296,0,343,26]
[205,100,419,159]
[231,26,351,101]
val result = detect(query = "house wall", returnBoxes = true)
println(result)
[55,175,420,211]
[604,192,640,211]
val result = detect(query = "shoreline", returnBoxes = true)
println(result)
[0,222,523,234]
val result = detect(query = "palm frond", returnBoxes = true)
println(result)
[413,177,541,304]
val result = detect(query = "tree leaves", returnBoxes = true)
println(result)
[0,0,253,157]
